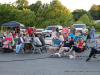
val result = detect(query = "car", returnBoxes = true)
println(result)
[73,24,88,32]
[36,29,44,35]
[42,25,63,34]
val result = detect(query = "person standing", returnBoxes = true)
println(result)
[62,25,70,36]
[91,26,95,42]
[33,26,37,35]
[26,27,32,37]
[51,28,57,39]
[55,27,59,36]
[14,27,17,33]
[17,27,20,33]
[70,25,76,35]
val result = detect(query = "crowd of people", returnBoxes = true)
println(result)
[0,25,100,61]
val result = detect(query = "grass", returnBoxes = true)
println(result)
[95,29,100,34]
[95,31,100,34]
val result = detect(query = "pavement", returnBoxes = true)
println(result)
[0,34,100,75]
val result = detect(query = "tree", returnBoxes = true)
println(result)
[89,4,100,20]
[72,9,87,21]
[16,0,29,7]
[0,4,17,26]
[36,0,73,27]
[16,9,36,27]
[77,14,90,25]
[29,1,42,13]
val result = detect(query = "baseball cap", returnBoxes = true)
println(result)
[64,25,66,26]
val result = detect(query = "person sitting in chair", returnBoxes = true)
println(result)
[49,36,62,56]
[55,37,74,57]
[86,39,100,62]
[16,34,25,54]
[33,34,42,47]
[65,38,86,59]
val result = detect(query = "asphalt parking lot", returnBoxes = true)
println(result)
[0,34,100,75]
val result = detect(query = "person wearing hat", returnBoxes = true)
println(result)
[62,25,70,36]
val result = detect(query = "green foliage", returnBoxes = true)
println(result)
[1,0,100,29]
[29,1,42,13]
[16,0,29,7]
[36,0,73,27]
[16,9,36,27]
[0,4,16,26]
[89,4,100,20]
[72,9,87,21]
[78,14,90,24]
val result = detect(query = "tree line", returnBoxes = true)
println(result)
[0,0,100,29]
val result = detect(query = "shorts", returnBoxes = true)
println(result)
[49,46,59,49]
[61,47,70,51]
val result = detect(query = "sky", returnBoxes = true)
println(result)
[0,0,100,12]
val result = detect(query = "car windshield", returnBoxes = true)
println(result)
[45,27,55,30]
[74,25,85,28]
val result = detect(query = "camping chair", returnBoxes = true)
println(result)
[68,33,76,41]
[1,40,13,53]
[12,38,18,49]
[95,50,100,61]
[5,38,13,46]
[39,36,47,53]
[0,39,3,52]
[87,47,100,61]
[76,43,89,59]
[32,42,42,54]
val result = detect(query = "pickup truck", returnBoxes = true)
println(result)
[73,24,88,32]
[42,25,62,34]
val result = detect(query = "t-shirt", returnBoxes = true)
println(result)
[20,37,24,43]
[78,42,84,47]
[27,28,32,34]
[51,31,57,39]
[12,33,16,37]
[82,29,86,33]
[33,37,42,45]
[91,28,95,34]
[63,40,74,47]
[33,28,37,34]
[17,28,20,33]
[53,40,62,45]
[59,35,64,41]
[56,28,59,33]
[70,28,76,35]
[62,28,70,35]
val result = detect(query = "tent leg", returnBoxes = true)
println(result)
[2,27,3,33]
[6,27,7,34]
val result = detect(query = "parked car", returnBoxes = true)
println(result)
[42,25,63,34]
[73,24,88,32]
[36,29,44,35]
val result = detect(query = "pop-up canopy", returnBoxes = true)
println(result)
[2,21,24,27]
[1,21,24,33]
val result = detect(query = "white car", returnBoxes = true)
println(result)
[42,25,63,34]
[73,24,88,32]
[36,29,44,35]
